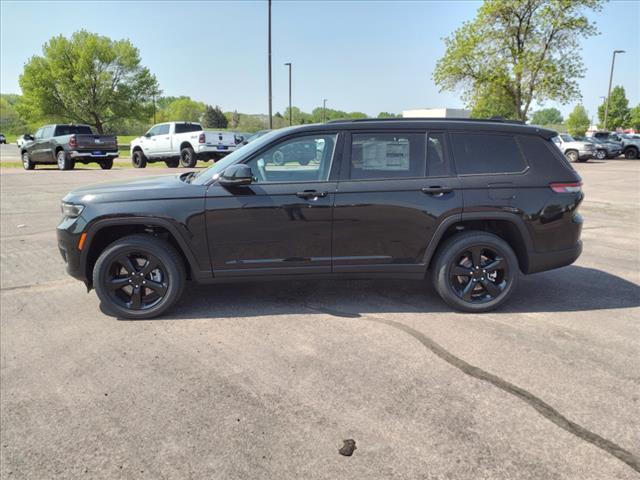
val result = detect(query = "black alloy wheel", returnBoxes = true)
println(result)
[449,246,507,304]
[93,235,185,319]
[132,150,147,168]
[104,251,168,311]
[433,231,518,312]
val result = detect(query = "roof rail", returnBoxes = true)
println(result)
[327,117,525,125]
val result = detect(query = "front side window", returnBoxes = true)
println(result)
[34,128,44,139]
[146,125,160,137]
[560,134,574,142]
[157,124,170,135]
[451,133,526,175]
[350,132,425,179]
[245,133,337,184]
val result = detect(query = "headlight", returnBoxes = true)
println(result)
[61,202,84,218]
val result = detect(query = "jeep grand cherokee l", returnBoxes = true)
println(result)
[57,118,583,319]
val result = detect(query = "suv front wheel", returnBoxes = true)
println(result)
[432,231,519,313]
[93,234,186,319]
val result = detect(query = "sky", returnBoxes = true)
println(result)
[1,0,638,121]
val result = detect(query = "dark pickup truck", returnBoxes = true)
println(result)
[20,124,118,170]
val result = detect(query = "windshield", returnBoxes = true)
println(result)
[191,130,282,185]
[560,134,574,142]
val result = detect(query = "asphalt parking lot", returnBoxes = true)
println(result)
[1,146,639,479]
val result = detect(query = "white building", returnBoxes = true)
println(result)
[402,108,471,118]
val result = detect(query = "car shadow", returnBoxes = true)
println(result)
[112,265,640,321]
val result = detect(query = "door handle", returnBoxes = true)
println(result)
[421,186,453,196]
[296,190,328,199]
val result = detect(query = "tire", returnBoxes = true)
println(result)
[93,234,186,320]
[624,147,638,159]
[432,231,519,313]
[165,158,180,168]
[272,150,285,166]
[56,150,74,170]
[180,146,197,168]
[132,150,147,168]
[99,158,114,170]
[595,149,606,160]
[22,152,35,170]
[564,150,579,163]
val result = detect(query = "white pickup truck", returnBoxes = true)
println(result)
[130,121,238,168]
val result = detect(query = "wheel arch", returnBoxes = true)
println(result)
[180,141,194,151]
[81,218,205,287]
[424,213,534,273]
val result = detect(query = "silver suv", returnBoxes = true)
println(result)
[552,134,596,163]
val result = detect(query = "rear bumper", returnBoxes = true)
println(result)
[69,151,119,159]
[525,240,583,274]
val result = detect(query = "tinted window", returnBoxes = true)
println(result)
[517,135,573,171]
[451,133,526,175]
[174,123,202,134]
[54,125,93,136]
[427,132,450,176]
[245,134,336,183]
[157,124,170,135]
[350,133,425,179]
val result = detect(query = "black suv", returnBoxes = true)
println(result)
[57,119,583,319]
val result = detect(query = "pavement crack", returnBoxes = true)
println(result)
[304,304,640,474]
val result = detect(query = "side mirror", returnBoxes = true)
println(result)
[144,132,152,138]
[219,164,253,186]
[24,134,34,141]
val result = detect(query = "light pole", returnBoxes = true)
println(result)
[604,49,625,130]
[267,0,273,129]
[323,98,327,123]
[284,62,292,126]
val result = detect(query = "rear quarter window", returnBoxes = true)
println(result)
[517,134,576,173]
[451,132,526,175]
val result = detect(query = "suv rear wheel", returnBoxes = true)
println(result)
[57,150,74,170]
[93,234,186,319]
[432,231,519,312]
[180,147,197,168]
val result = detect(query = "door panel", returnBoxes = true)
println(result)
[205,182,335,275]
[154,124,172,155]
[205,132,340,277]
[332,130,462,273]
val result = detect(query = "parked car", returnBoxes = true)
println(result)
[575,136,621,159]
[129,122,237,168]
[589,131,639,158]
[551,134,596,162]
[20,124,118,170]
[58,118,584,319]
[16,134,31,148]
[0,133,6,144]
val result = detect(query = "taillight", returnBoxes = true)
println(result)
[69,135,77,148]
[550,182,582,193]
[198,133,205,144]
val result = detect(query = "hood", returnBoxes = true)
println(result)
[63,173,205,205]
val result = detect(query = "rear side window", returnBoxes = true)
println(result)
[427,132,450,177]
[350,132,425,179]
[451,133,526,175]
[54,125,93,136]
[175,123,202,134]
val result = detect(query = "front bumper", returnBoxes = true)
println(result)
[578,149,595,159]
[57,216,88,282]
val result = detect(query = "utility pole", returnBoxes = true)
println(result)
[604,50,625,130]
[267,0,273,129]
[323,98,327,123]
[284,62,292,126]
[152,93,156,124]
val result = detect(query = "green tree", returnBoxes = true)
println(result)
[203,105,228,128]
[231,110,240,129]
[433,0,603,121]
[157,97,206,123]
[530,107,564,126]
[469,83,517,119]
[597,85,630,130]
[377,112,400,118]
[627,104,640,131]
[18,30,159,133]
[0,94,29,134]
[566,105,590,137]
